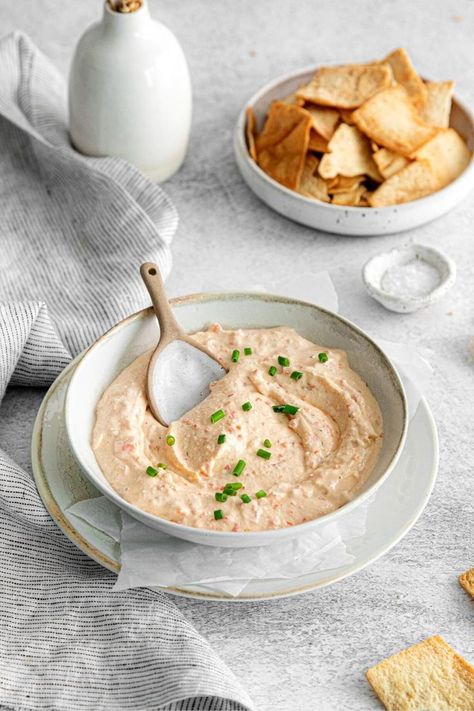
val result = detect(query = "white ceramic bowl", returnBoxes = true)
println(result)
[234,66,474,236]
[363,243,456,313]
[65,293,407,547]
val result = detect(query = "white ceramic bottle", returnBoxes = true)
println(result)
[68,0,192,182]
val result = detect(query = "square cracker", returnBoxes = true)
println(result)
[296,63,393,109]
[331,185,367,206]
[318,123,381,181]
[383,47,428,110]
[414,128,471,187]
[459,567,474,598]
[368,160,437,207]
[366,635,474,710]
[352,85,437,156]
[305,105,340,140]
[245,107,257,161]
[297,154,330,202]
[256,101,312,189]
[422,81,455,128]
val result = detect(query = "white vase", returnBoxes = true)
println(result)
[68,0,192,182]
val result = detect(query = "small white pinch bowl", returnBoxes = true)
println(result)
[234,66,474,236]
[65,293,407,548]
[363,244,456,313]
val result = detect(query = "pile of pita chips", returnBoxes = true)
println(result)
[246,48,471,208]
[366,635,474,710]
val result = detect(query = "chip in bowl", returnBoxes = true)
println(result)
[246,48,471,208]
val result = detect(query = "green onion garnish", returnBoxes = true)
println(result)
[268,365,277,376]
[146,466,158,477]
[210,409,225,424]
[166,435,175,446]
[256,449,271,460]
[224,482,243,491]
[215,492,228,502]
[291,370,303,380]
[263,439,272,448]
[255,490,267,499]
[278,356,290,367]
[240,494,251,504]
[242,401,252,412]
[214,509,224,520]
[233,459,246,476]
[244,347,252,356]
[272,404,285,412]
[318,352,329,363]
[283,404,299,415]
[231,350,240,363]
[224,488,237,496]
[157,462,167,469]
[217,433,226,445]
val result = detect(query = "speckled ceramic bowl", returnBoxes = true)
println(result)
[65,293,407,547]
[234,66,474,236]
[363,244,457,313]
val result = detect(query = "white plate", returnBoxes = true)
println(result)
[32,357,438,601]
[234,65,474,236]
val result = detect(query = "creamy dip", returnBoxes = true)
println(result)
[93,326,383,532]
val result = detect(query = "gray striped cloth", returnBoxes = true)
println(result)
[0,32,253,711]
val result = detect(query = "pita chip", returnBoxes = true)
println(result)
[383,47,427,110]
[368,159,437,207]
[352,85,437,156]
[318,123,382,180]
[256,102,312,189]
[421,80,455,128]
[459,567,474,598]
[297,154,330,202]
[373,148,410,179]
[414,128,471,187]
[296,63,393,109]
[245,107,257,161]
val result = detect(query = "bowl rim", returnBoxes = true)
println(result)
[362,243,457,309]
[235,63,474,213]
[65,291,408,544]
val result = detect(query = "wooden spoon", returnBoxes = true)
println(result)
[140,262,226,426]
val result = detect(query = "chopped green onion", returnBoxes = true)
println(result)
[263,439,272,448]
[278,355,290,367]
[166,435,175,446]
[244,347,252,356]
[217,433,226,445]
[318,352,329,363]
[231,349,240,363]
[210,409,225,424]
[240,494,251,504]
[233,459,246,476]
[224,482,243,491]
[157,462,167,470]
[214,509,224,520]
[225,488,237,496]
[256,449,271,460]
[242,401,252,412]
[272,404,285,412]
[215,492,228,503]
[255,490,267,499]
[290,370,303,380]
[146,466,158,477]
[268,365,277,377]
[283,404,299,415]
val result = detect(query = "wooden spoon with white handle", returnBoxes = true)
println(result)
[140,262,226,426]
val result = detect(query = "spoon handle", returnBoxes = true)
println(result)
[140,262,183,342]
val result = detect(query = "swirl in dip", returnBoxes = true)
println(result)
[93,326,383,532]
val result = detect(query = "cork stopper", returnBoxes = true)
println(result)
[107,0,143,13]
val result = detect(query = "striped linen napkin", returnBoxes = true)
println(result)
[0,32,253,711]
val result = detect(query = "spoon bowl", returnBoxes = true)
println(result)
[140,263,226,425]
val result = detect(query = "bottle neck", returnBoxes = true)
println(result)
[102,0,151,36]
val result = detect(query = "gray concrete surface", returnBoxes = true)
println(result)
[0,1,473,709]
